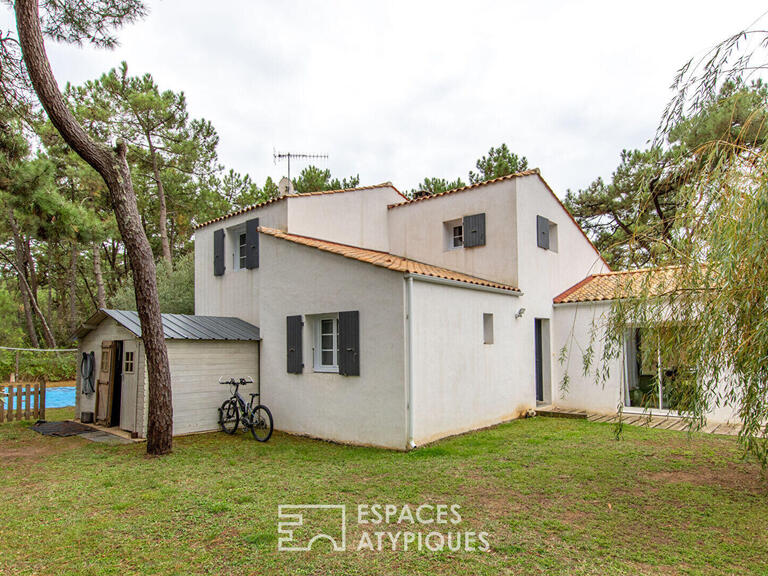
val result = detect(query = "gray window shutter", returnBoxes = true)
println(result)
[245,218,259,269]
[213,229,225,276]
[536,215,550,250]
[463,213,486,247]
[286,315,303,374]
[338,311,360,376]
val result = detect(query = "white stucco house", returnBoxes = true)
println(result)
[74,168,740,448]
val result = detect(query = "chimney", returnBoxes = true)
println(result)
[278,176,295,197]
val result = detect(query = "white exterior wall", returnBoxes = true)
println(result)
[286,186,402,252]
[388,180,519,287]
[552,302,622,414]
[410,280,531,445]
[165,340,259,436]
[194,201,287,322]
[257,234,407,449]
[514,176,608,321]
[552,301,741,424]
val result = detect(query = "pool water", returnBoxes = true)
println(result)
[2,386,76,409]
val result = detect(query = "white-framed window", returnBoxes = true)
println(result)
[313,314,339,372]
[124,351,135,374]
[238,232,247,269]
[229,225,247,271]
[444,218,464,250]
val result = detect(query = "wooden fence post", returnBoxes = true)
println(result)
[0,385,5,423]
[40,380,46,421]
[24,383,30,420]
[15,385,22,421]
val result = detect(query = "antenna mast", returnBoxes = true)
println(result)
[273,150,329,181]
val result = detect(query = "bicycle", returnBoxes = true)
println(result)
[218,376,273,442]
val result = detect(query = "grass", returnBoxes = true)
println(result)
[0,416,765,575]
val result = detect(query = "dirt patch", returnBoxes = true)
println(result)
[642,465,768,494]
[0,435,83,461]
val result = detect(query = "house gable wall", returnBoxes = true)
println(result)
[387,179,519,287]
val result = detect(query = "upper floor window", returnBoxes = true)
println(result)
[452,224,464,248]
[228,225,247,271]
[238,233,247,269]
[536,216,558,253]
[444,213,485,250]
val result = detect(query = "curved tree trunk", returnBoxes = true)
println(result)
[15,0,173,454]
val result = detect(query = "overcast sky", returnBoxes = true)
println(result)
[3,1,767,195]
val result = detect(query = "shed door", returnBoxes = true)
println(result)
[96,340,116,425]
[120,340,139,433]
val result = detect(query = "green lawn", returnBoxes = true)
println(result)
[0,416,765,575]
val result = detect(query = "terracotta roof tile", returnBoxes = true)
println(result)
[553,266,683,304]
[387,169,541,208]
[259,227,520,293]
[194,183,406,230]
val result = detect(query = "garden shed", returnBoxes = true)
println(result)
[74,309,261,437]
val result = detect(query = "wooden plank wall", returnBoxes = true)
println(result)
[0,381,46,422]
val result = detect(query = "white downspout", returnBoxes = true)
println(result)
[406,276,416,449]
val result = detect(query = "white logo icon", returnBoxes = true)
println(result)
[277,505,347,552]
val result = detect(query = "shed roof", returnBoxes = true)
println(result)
[259,226,520,293]
[74,309,261,341]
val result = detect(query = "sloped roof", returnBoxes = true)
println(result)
[388,169,541,208]
[554,266,683,304]
[74,309,261,341]
[194,183,406,230]
[387,168,610,270]
[259,227,520,293]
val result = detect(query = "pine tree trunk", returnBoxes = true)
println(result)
[16,0,173,454]
[7,209,39,347]
[148,137,172,264]
[93,241,106,309]
[68,241,78,334]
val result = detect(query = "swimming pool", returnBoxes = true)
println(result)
[2,386,76,409]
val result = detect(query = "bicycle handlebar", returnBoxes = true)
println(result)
[218,376,254,386]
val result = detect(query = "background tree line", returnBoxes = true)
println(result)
[0,61,281,378]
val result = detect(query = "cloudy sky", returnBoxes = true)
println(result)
[3,1,767,195]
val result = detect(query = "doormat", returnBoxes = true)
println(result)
[32,420,93,437]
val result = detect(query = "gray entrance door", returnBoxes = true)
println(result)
[534,319,544,402]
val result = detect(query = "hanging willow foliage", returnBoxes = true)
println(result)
[581,26,768,466]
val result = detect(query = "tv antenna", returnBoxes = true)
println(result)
[273,150,329,181]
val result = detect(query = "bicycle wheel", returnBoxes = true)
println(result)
[249,405,273,442]
[219,399,239,434]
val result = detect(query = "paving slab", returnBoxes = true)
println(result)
[78,431,133,445]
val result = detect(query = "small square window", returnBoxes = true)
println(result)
[483,313,494,344]
[124,351,135,374]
